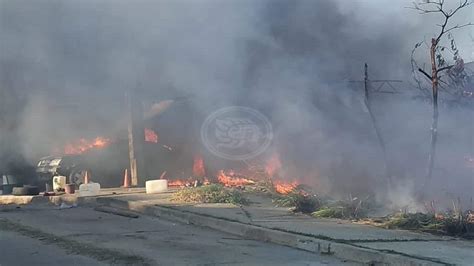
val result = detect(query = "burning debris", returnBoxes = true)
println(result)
[167,177,210,188]
[144,128,158,143]
[273,180,299,194]
[192,154,206,178]
[63,137,112,155]
[217,169,255,187]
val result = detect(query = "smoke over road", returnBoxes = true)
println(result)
[0,0,472,207]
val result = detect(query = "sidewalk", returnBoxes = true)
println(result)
[2,189,473,265]
[94,191,473,265]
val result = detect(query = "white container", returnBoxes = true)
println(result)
[52,176,66,192]
[145,180,168,194]
[78,182,101,197]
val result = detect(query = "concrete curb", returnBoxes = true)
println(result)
[0,194,99,206]
[96,197,444,266]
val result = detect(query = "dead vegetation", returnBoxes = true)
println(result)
[312,195,373,220]
[380,210,474,238]
[171,184,249,205]
[272,185,373,218]
[273,191,321,213]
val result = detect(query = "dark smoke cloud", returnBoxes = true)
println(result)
[0,0,472,207]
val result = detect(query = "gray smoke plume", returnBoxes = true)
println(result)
[0,0,472,208]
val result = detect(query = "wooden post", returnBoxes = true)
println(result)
[126,89,146,186]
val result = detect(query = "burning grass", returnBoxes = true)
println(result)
[272,185,321,213]
[272,184,374,219]
[171,184,249,205]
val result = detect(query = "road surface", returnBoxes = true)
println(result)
[0,204,357,265]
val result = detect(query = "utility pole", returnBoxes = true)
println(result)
[126,89,146,186]
[350,64,400,186]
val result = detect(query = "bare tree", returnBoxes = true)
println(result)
[410,0,472,186]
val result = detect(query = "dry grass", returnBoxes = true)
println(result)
[382,210,474,238]
[171,184,249,205]
[273,191,321,213]
[312,196,373,220]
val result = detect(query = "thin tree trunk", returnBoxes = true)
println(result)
[426,38,439,183]
[364,63,391,185]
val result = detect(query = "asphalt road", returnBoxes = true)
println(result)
[0,204,357,265]
[0,230,104,266]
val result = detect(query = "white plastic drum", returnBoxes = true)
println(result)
[145,180,168,194]
[78,182,101,197]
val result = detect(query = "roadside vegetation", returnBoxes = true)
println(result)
[171,184,249,205]
[272,185,373,219]
[171,182,473,238]
[274,190,321,213]
[380,210,474,238]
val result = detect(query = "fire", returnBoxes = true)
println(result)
[168,179,188,187]
[273,180,298,194]
[145,128,158,143]
[217,170,255,187]
[265,153,282,177]
[64,137,112,155]
[167,178,210,188]
[193,154,206,177]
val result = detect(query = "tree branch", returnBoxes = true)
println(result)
[418,68,433,80]
[410,0,472,45]
[443,22,474,35]
[436,65,453,73]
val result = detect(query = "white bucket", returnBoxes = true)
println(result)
[145,180,168,194]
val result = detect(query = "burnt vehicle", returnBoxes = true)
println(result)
[33,99,196,188]
[36,155,87,186]
[35,139,131,188]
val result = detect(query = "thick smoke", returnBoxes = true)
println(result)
[0,0,472,208]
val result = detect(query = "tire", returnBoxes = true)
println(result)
[12,185,40,196]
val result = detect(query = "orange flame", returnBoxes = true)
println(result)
[217,170,255,187]
[273,180,298,194]
[168,179,188,187]
[145,128,159,143]
[265,152,282,177]
[167,177,210,188]
[193,154,206,177]
[64,137,112,155]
